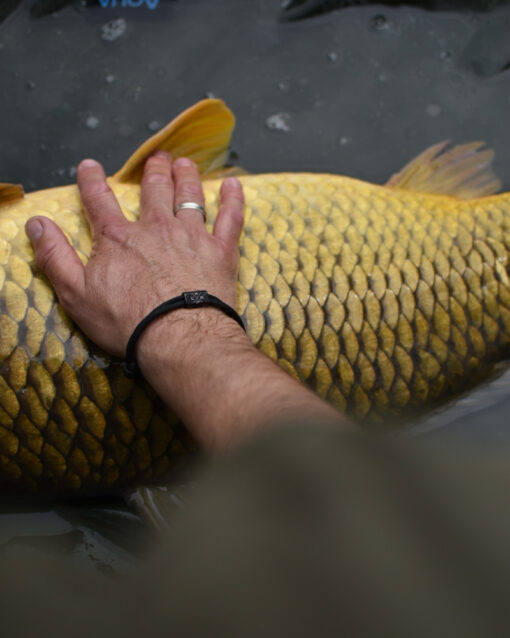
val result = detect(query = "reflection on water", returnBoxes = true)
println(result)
[280,0,510,20]
[0,498,151,575]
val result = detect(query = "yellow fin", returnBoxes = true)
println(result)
[386,141,502,199]
[0,183,24,208]
[202,165,248,181]
[112,99,235,183]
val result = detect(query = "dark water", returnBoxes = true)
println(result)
[1,0,510,570]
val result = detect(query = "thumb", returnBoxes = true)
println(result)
[25,216,85,310]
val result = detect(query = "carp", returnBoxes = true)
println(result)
[0,98,508,493]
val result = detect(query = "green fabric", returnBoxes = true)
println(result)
[2,423,510,637]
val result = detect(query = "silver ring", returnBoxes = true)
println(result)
[175,202,206,222]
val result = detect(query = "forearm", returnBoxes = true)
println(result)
[137,310,347,451]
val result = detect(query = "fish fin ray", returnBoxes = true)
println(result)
[126,484,194,532]
[0,183,24,208]
[386,141,502,199]
[112,99,236,183]
[202,165,249,181]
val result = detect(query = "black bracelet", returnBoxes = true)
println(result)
[123,290,246,378]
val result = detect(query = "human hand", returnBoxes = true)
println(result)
[25,152,246,359]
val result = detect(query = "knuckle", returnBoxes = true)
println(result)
[147,207,171,226]
[222,203,243,220]
[57,283,76,311]
[143,159,171,185]
[170,223,190,245]
[100,219,127,243]
[84,179,111,199]
[175,159,197,172]
[223,245,238,267]
[35,240,59,274]
[146,155,170,170]
[84,190,116,216]
[143,171,171,185]
[179,181,203,202]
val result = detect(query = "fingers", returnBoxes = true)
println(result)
[213,177,245,252]
[25,216,85,310]
[173,158,206,226]
[77,159,127,242]
[140,151,174,225]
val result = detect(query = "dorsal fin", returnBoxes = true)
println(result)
[112,99,235,184]
[386,141,502,199]
[0,183,24,208]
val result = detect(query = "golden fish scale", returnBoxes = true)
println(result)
[1,172,510,492]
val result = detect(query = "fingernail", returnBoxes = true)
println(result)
[153,150,171,160]
[80,159,99,168]
[224,177,241,189]
[174,157,193,168]
[25,219,43,242]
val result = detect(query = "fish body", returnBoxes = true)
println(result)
[0,99,509,493]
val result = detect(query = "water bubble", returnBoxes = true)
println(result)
[338,136,349,147]
[68,166,77,178]
[327,52,338,62]
[39,143,47,152]
[86,115,100,129]
[377,72,387,82]
[266,113,291,133]
[56,168,66,177]
[105,73,115,83]
[204,91,217,99]
[426,104,441,117]
[371,15,389,31]
[101,18,127,42]
[132,86,142,102]
[277,81,290,92]
[119,124,134,137]
[26,81,36,90]
[439,50,452,61]
[147,120,163,133]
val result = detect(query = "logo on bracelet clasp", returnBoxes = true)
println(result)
[98,0,160,9]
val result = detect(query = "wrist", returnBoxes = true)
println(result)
[136,305,250,379]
